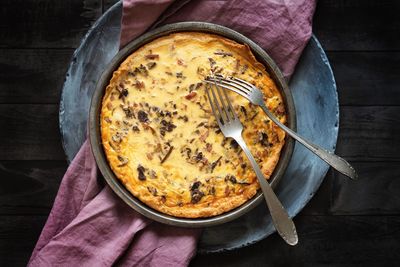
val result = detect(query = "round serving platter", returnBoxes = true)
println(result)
[60,1,339,254]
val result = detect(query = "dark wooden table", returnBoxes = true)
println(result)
[1,0,399,266]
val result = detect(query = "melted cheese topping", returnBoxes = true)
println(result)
[101,32,287,218]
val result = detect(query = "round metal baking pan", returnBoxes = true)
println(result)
[88,22,296,227]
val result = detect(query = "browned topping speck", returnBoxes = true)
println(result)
[160,146,174,164]
[146,62,157,69]
[210,156,222,173]
[225,175,237,184]
[177,58,186,66]
[122,106,134,118]
[240,106,247,117]
[117,155,128,167]
[145,54,159,60]
[178,115,188,122]
[112,133,122,143]
[108,141,118,151]
[134,80,145,89]
[208,58,216,67]
[132,125,140,132]
[214,50,233,57]
[190,181,204,204]
[137,164,146,180]
[147,186,158,196]
[160,120,176,135]
[275,105,285,115]
[195,151,203,162]
[241,64,248,74]
[230,139,239,150]
[249,111,259,120]
[189,82,202,92]
[137,110,149,122]
[119,88,128,99]
[185,91,197,100]
[136,64,148,76]
[259,131,269,146]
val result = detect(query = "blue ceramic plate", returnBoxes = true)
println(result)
[59,1,338,254]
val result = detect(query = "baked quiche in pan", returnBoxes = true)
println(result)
[100,32,287,218]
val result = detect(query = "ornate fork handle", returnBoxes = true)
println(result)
[234,134,298,246]
[259,103,358,180]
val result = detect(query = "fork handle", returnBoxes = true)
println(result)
[260,104,358,180]
[235,135,298,246]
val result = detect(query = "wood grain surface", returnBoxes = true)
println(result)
[0,0,399,266]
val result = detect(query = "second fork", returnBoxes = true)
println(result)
[205,78,298,246]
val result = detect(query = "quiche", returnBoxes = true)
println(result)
[100,32,287,218]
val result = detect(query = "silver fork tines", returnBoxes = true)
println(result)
[205,76,264,106]
[205,81,241,137]
[205,76,298,246]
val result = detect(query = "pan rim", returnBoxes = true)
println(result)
[89,21,296,227]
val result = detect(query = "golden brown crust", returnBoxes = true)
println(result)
[100,32,287,218]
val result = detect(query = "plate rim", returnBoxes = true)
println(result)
[58,1,339,252]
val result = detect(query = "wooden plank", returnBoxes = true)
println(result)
[0,162,339,218]
[0,162,394,266]
[329,52,400,106]
[1,161,395,219]
[0,160,332,217]
[1,215,399,266]
[0,105,65,160]
[313,0,400,51]
[0,161,67,215]
[0,215,47,266]
[0,0,102,48]
[0,49,74,104]
[191,215,400,266]
[0,49,397,106]
[0,105,396,161]
[336,106,400,161]
[1,50,398,106]
[2,0,398,51]
[303,162,400,216]
[331,162,400,215]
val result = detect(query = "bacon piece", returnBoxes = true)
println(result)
[145,54,159,60]
[184,91,197,100]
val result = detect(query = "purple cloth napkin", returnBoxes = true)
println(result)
[29,141,200,266]
[29,0,315,266]
[121,0,316,79]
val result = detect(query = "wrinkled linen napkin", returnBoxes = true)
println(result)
[29,0,315,266]
[121,0,316,79]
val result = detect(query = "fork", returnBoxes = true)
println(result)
[205,75,358,180]
[205,78,298,246]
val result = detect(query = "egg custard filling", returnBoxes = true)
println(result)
[100,32,287,218]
